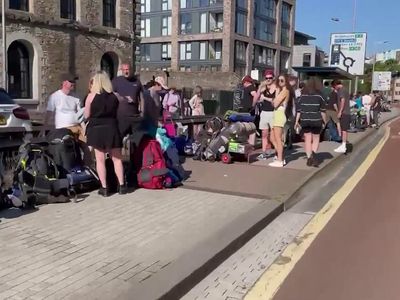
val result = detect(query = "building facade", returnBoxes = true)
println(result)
[0,0,137,114]
[291,31,326,76]
[137,0,296,89]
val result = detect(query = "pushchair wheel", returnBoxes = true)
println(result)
[221,153,232,164]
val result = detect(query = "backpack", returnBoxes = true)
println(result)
[47,128,82,173]
[14,143,71,206]
[134,138,169,189]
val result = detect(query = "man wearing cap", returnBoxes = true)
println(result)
[112,63,145,137]
[44,73,84,141]
[241,75,257,113]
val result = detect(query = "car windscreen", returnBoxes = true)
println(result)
[0,90,15,104]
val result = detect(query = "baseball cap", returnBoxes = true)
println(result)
[241,75,254,84]
[264,70,275,78]
[60,73,78,83]
[154,76,169,89]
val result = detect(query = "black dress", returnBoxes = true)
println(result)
[86,92,122,150]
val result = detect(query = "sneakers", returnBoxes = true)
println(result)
[118,185,128,195]
[273,156,287,165]
[269,160,285,168]
[334,144,347,153]
[307,152,320,167]
[257,153,268,160]
[98,187,110,197]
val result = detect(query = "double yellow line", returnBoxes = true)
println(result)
[245,125,391,300]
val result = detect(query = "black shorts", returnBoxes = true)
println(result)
[302,126,322,135]
[340,114,351,131]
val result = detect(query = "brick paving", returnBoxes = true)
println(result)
[0,189,262,300]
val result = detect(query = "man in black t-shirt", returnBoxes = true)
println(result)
[112,64,144,137]
[241,75,257,113]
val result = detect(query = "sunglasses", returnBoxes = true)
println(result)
[265,77,274,80]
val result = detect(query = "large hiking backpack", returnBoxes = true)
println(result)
[14,142,71,206]
[47,128,82,172]
[134,138,169,189]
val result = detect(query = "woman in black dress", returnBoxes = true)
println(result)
[84,71,126,196]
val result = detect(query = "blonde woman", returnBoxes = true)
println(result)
[84,71,126,196]
[189,85,205,137]
[269,74,293,168]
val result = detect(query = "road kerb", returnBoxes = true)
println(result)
[244,123,392,300]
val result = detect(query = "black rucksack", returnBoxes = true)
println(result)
[47,128,82,173]
[14,143,71,206]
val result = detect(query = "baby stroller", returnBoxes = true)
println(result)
[192,117,224,161]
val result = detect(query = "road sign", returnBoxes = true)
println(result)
[372,71,392,91]
[329,33,367,75]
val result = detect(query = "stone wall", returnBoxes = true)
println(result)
[0,0,137,118]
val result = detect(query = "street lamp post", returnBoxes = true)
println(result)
[1,0,6,89]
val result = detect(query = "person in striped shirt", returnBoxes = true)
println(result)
[295,77,328,167]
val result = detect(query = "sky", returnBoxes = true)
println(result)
[295,0,400,56]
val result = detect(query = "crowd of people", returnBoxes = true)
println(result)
[240,70,384,168]
[43,64,204,197]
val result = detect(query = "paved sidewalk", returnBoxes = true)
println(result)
[0,189,261,300]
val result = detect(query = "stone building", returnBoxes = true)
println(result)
[137,0,296,90]
[0,0,138,116]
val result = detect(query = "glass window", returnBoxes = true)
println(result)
[141,0,150,12]
[281,26,290,47]
[181,0,192,9]
[141,19,151,37]
[9,0,29,11]
[215,41,222,60]
[141,44,151,62]
[200,42,207,60]
[235,41,247,62]
[236,0,247,9]
[200,13,208,33]
[281,2,291,25]
[280,51,290,73]
[200,0,209,7]
[162,43,172,60]
[180,42,192,60]
[254,0,276,19]
[180,13,192,34]
[162,0,172,10]
[254,45,274,66]
[7,41,31,99]
[103,0,116,28]
[235,12,247,35]
[303,53,311,67]
[254,18,275,42]
[60,0,76,20]
[162,16,171,36]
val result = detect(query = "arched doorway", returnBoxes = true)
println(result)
[101,52,118,80]
[7,41,32,98]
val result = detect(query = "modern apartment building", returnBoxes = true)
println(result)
[138,0,296,89]
[0,0,137,112]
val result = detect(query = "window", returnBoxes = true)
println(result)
[200,0,209,7]
[254,0,276,19]
[396,83,400,87]
[162,16,171,36]
[236,0,247,9]
[180,13,192,34]
[7,41,31,99]
[101,53,116,80]
[200,13,208,33]
[235,12,247,35]
[162,43,172,60]
[60,0,76,20]
[200,42,207,60]
[254,45,274,66]
[254,18,275,42]
[281,27,290,47]
[180,0,191,9]
[141,0,150,13]
[141,44,151,62]
[303,53,311,67]
[280,51,290,73]
[180,42,192,60]
[9,0,29,11]
[209,40,222,60]
[141,19,151,37]
[210,13,223,32]
[162,0,172,10]
[281,2,291,25]
[103,0,116,28]
[235,41,247,62]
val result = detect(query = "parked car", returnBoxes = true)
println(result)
[0,88,32,149]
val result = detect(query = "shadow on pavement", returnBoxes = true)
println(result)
[0,207,38,220]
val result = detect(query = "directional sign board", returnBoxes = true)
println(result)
[372,71,392,91]
[329,33,367,75]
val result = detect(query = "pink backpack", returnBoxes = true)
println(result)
[163,111,176,138]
